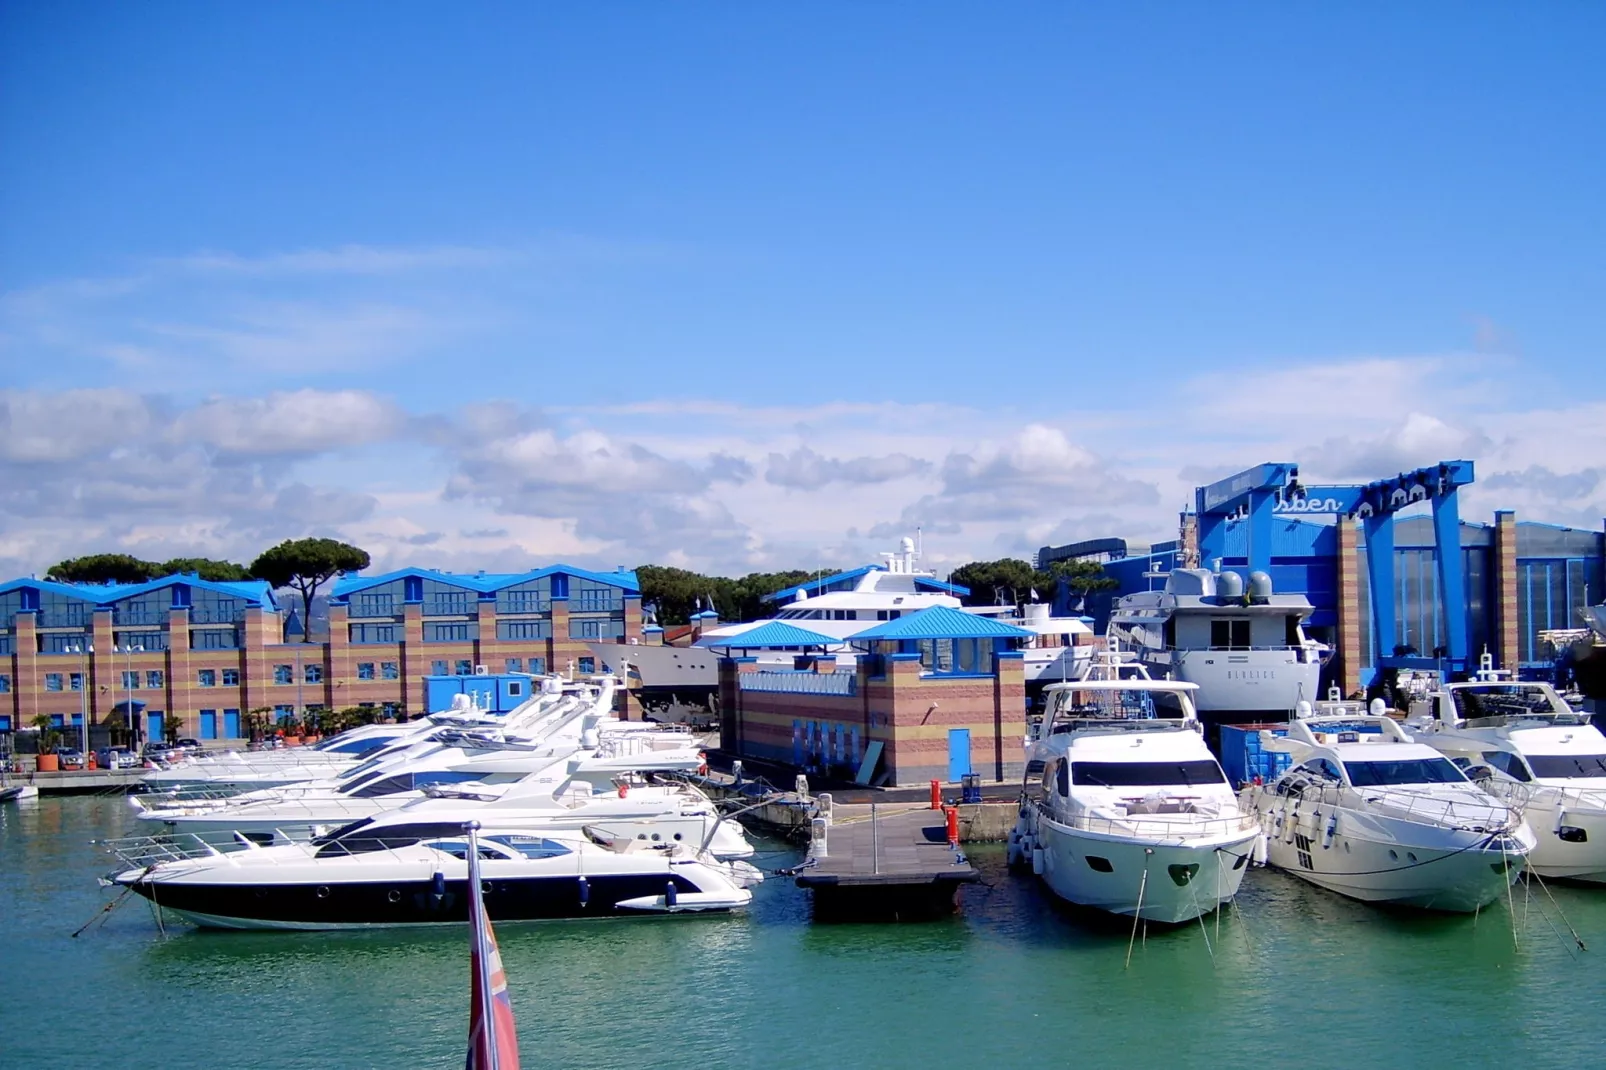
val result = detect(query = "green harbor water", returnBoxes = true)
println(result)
[4,796,1604,1069]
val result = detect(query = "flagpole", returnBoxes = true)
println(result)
[466,821,500,1070]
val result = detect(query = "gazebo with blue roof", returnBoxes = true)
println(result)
[847,604,1034,678]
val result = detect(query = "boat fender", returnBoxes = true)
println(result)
[577,876,590,908]
[619,783,629,799]
[1252,832,1269,866]
[697,752,709,777]
[1031,846,1046,875]
[665,881,678,908]
[1323,812,1338,849]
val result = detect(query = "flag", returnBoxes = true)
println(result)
[465,826,520,1070]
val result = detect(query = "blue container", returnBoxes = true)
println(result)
[1220,724,1290,786]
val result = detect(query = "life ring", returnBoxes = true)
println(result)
[696,752,709,777]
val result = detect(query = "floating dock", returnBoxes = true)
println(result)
[795,800,979,919]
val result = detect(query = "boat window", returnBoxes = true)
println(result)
[1056,760,1069,797]
[423,840,509,861]
[342,771,488,798]
[1070,761,1226,788]
[319,736,394,756]
[486,835,573,859]
[1209,619,1251,650]
[1342,758,1467,786]
[314,821,471,857]
[1526,754,1606,779]
[311,817,375,845]
[1450,685,1568,722]
[1481,751,1532,782]
[1294,758,1342,782]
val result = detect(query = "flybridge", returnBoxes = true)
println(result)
[1195,460,1477,674]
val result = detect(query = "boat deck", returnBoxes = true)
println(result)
[796,802,979,919]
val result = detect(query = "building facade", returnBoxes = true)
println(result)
[0,564,642,743]
[1040,510,1605,694]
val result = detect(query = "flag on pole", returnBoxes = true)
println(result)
[465,824,520,1070]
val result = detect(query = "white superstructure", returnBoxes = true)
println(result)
[1008,678,1259,923]
[1108,566,1325,723]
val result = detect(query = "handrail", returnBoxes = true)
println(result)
[1262,779,1525,832]
[1040,805,1258,841]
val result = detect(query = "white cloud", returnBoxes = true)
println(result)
[765,445,930,490]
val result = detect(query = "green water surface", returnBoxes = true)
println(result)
[3,797,1602,1069]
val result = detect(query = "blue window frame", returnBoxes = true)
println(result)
[454,659,472,675]
[222,669,239,686]
[354,592,396,617]
[274,704,295,724]
[527,657,546,675]
[192,628,239,650]
[504,657,522,673]
[426,623,471,642]
[70,673,84,691]
[381,661,399,680]
[0,675,10,693]
[357,662,375,680]
[568,617,622,640]
[350,623,398,643]
[146,671,164,689]
[304,664,323,684]
[122,671,141,689]
[40,632,91,654]
[45,673,64,692]
[497,620,550,641]
[577,657,595,674]
[431,660,448,676]
[117,631,168,652]
[423,591,472,616]
[198,669,217,687]
[274,664,293,684]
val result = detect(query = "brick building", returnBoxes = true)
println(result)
[0,564,642,744]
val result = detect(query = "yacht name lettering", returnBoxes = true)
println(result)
[1226,669,1277,680]
[1273,496,1347,514]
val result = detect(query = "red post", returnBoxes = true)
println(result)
[930,778,942,810]
[944,805,960,846]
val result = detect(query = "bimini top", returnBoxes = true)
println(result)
[847,604,1035,642]
[697,620,837,651]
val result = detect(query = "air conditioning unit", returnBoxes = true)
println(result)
[473,664,489,676]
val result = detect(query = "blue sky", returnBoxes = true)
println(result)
[2,3,1603,576]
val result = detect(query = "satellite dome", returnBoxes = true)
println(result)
[898,537,915,554]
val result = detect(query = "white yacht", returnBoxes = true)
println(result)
[107,819,760,930]
[973,600,1095,685]
[1246,710,1535,912]
[1108,567,1325,727]
[140,675,580,793]
[1407,661,1606,883]
[1008,678,1260,923]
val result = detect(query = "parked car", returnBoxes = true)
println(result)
[55,749,86,770]
[173,738,204,756]
[95,747,138,770]
[142,743,179,764]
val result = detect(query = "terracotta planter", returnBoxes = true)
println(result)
[36,753,60,772]
[285,735,303,747]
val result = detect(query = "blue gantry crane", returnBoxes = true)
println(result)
[1195,460,1477,673]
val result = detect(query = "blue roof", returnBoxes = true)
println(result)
[0,573,277,611]
[331,564,640,599]
[696,620,838,649]
[761,564,970,603]
[846,605,1035,642]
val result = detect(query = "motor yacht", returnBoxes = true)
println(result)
[107,819,760,930]
[140,675,580,793]
[1107,566,1326,730]
[1245,709,1534,912]
[1008,678,1260,923]
[1407,659,1606,883]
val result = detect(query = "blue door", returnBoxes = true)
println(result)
[198,711,217,739]
[223,709,241,738]
[947,729,972,782]
[146,711,163,743]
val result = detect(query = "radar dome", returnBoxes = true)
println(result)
[1216,570,1245,599]
[899,537,915,554]
[1247,571,1274,599]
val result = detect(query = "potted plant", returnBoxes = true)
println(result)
[31,715,60,772]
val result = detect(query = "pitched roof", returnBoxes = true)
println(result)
[846,604,1035,642]
[330,564,640,598]
[0,574,276,611]
[697,620,838,649]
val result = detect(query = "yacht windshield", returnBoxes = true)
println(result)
[1526,754,1606,779]
[1343,758,1466,786]
[1071,761,1225,788]
[1451,685,1567,721]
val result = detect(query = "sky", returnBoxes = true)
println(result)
[2,3,1603,580]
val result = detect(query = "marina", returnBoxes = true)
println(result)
[8,793,1606,1070]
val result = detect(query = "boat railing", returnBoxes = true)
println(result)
[1046,807,1259,841]
[1479,777,1606,813]
[1270,780,1525,832]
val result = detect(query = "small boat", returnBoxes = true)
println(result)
[1245,708,1535,912]
[1008,676,1260,923]
[107,817,760,931]
[1408,657,1606,883]
[1,782,40,803]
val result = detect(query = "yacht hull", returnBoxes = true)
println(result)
[1023,816,1257,924]
[1251,794,1530,912]
[1148,649,1321,722]
[123,870,750,930]
[1513,797,1606,884]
